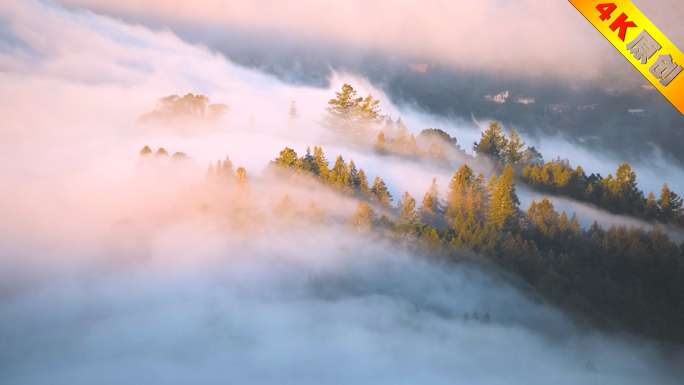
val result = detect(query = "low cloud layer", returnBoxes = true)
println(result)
[54,0,684,78]
[1,1,684,384]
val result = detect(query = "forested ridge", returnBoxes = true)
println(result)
[144,84,684,344]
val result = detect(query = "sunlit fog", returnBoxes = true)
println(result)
[1,1,683,384]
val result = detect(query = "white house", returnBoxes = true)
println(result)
[485,91,509,103]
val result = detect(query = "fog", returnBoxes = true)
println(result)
[2,1,684,384]
[55,0,684,79]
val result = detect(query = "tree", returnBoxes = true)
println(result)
[288,101,299,120]
[504,129,526,167]
[307,201,325,224]
[348,160,360,188]
[421,178,443,215]
[398,191,420,225]
[375,132,388,152]
[473,122,508,163]
[357,169,371,197]
[236,167,248,186]
[523,146,543,166]
[140,145,152,156]
[658,183,683,222]
[275,147,299,168]
[312,146,329,180]
[329,155,350,191]
[488,165,519,232]
[446,164,474,218]
[156,147,168,157]
[138,93,228,123]
[321,84,386,142]
[274,194,297,218]
[349,202,377,234]
[371,176,393,209]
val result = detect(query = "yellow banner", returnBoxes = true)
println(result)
[569,0,684,115]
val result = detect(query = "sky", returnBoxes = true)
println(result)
[1,1,684,384]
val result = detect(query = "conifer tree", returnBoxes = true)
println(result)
[349,202,377,234]
[371,176,393,209]
[446,164,474,218]
[312,146,329,180]
[398,191,420,226]
[375,132,388,152]
[288,101,299,120]
[322,84,385,141]
[502,164,520,206]
[307,201,325,224]
[658,183,683,222]
[274,194,297,218]
[504,129,525,166]
[236,167,248,186]
[348,160,360,188]
[488,165,518,232]
[644,191,659,220]
[357,169,371,197]
[473,122,508,163]
[329,155,350,191]
[275,148,299,168]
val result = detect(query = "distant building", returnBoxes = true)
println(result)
[547,102,572,114]
[641,85,655,90]
[628,109,646,116]
[578,104,598,111]
[605,86,629,95]
[485,91,509,103]
[516,97,535,105]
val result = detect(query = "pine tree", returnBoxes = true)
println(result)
[504,129,525,166]
[275,147,299,168]
[375,132,388,152]
[288,101,299,119]
[473,122,508,163]
[274,194,297,218]
[312,146,329,180]
[371,175,393,209]
[658,183,683,222]
[329,155,350,191]
[398,191,420,225]
[307,201,325,224]
[488,165,518,232]
[644,191,659,220]
[357,169,371,197]
[422,192,436,214]
[236,167,248,186]
[446,164,474,218]
[322,84,386,141]
[349,202,377,234]
[348,160,360,188]
[502,164,520,206]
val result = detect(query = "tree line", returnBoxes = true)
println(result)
[322,84,683,229]
[268,143,684,344]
